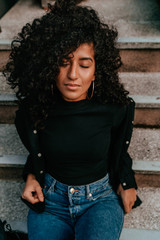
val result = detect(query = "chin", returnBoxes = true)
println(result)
[62,94,86,102]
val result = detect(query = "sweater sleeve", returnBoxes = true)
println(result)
[110,98,137,190]
[22,154,35,181]
[118,98,137,190]
[14,104,35,181]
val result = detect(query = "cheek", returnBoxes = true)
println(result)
[82,70,95,83]
[57,67,66,80]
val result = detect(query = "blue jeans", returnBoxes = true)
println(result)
[28,173,124,240]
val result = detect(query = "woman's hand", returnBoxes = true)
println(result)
[117,184,137,214]
[22,174,44,204]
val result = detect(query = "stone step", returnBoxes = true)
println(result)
[0,155,160,187]
[83,0,160,28]
[119,73,160,96]
[0,1,160,72]
[0,124,28,156]
[0,124,159,186]
[0,181,160,231]
[1,44,160,73]
[119,49,160,72]
[1,37,160,50]
[121,229,160,240]
[1,72,160,96]
[0,94,160,126]
[0,125,159,159]
[0,72,14,94]
[1,0,160,40]
[1,125,159,163]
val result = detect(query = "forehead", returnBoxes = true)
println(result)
[69,43,95,59]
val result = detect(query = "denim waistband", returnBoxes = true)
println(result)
[44,172,111,199]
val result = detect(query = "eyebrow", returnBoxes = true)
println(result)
[79,57,93,62]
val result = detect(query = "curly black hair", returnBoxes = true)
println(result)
[4,0,129,129]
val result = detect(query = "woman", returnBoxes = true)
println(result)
[4,0,141,239]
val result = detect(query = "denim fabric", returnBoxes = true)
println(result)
[28,173,124,240]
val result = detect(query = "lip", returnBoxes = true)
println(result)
[65,84,80,90]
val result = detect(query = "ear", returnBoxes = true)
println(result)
[92,75,95,81]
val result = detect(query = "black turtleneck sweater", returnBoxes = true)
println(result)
[38,97,126,185]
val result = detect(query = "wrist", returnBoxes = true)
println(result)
[27,173,36,181]
[117,184,124,196]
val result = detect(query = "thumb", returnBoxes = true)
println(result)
[123,202,131,214]
[35,185,44,202]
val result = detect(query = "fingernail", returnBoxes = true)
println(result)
[40,196,44,201]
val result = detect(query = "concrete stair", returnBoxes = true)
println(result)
[0,0,160,238]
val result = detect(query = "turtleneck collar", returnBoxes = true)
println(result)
[58,97,90,107]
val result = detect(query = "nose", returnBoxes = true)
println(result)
[67,62,78,80]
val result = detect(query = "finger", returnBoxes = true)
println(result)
[126,202,135,213]
[22,191,40,204]
[35,185,44,202]
[124,207,132,214]
[124,206,130,214]
[123,201,132,214]
[129,201,135,209]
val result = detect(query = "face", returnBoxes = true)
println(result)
[56,43,95,102]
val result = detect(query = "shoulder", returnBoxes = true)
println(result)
[105,97,135,128]
[15,99,32,127]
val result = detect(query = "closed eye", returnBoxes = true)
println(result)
[80,65,89,68]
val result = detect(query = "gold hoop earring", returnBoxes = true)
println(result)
[87,81,94,100]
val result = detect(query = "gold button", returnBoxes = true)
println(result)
[33,130,37,134]
[38,153,42,157]
[123,182,126,186]
[40,170,43,174]
[126,141,129,144]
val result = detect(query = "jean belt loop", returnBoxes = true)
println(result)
[86,185,90,199]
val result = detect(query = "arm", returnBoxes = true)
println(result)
[110,98,139,213]
[15,104,35,178]
[117,98,138,213]
[118,99,137,190]
[15,104,44,204]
